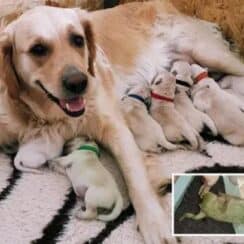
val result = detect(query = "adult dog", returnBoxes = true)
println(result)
[0,1,244,243]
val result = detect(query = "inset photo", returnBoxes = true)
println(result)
[173,174,244,235]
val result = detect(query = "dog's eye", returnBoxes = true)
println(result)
[172,70,177,76]
[30,44,49,57]
[70,34,84,48]
[155,79,162,85]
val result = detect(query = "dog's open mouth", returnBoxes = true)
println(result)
[36,80,85,117]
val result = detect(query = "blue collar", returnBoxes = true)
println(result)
[127,94,151,111]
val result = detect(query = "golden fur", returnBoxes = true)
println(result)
[1,2,244,243]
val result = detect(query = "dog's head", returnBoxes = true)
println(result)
[126,82,151,100]
[63,136,98,155]
[0,6,96,118]
[151,69,176,98]
[171,61,194,89]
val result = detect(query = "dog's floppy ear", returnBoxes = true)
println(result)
[83,20,96,77]
[0,30,20,99]
[74,9,96,77]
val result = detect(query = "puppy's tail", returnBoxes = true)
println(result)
[97,194,123,222]
[14,161,42,174]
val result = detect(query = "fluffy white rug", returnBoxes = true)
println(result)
[1,140,244,244]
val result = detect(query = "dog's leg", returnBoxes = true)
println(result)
[179,22,244,76]
[102,121,175,244]
[14,134,64,173]
[181,126,199,150]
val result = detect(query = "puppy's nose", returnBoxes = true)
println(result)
[62,66,88,94]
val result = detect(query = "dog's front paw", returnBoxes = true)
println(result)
[14,149,46,173]
[136,202,177,244]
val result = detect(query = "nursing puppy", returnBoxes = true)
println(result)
[171,61,217,136]
[121,82,180,153]
[49,137,123,221]
[150,70,201,150]
[191,64,244,146]
[219,75,244,103]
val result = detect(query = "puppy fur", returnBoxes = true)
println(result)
[121,82,180,153]
[219,75,244,103]
[150,69,201,150]
[172,61,217,136]
[191,64,244,146]
[49,136,123,221]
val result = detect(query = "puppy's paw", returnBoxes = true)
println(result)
[136,202,177,244]
[14,150,46,173]
[144,143,165,154]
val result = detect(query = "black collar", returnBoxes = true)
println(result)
[176,79,191,88]
[127,94,151,111]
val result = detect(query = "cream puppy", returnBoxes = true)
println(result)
[191,64,244,146]
[121,83,180,153]
[150,70,201,150]
[171,61,217,136]
[49,137,123,222]
[219,75,244,103]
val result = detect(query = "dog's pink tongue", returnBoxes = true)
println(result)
[59,97,85,112]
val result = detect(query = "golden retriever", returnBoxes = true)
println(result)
[1,1,244,243]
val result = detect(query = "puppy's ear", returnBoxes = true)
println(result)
[83,20,96,77]
[0,32,20,99]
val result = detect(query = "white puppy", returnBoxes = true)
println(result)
[150,70,201,150]
[49,137,123,222]
[171,61,217,136]
[191,64,244,146]
[219,75,244,103]
[121,82,180,153]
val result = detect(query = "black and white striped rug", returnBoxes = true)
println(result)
[1,141,244,244]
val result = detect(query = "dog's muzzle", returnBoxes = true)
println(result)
[62,66,88,95]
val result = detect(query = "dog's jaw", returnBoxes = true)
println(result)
[35,80,86,117]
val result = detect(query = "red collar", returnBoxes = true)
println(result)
[151,91,174,103]
[195,71,208,84]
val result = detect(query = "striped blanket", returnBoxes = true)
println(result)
[1,141,244,244]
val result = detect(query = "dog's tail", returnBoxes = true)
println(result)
[97,194,123,222]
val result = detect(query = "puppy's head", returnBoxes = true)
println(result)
[63,136,97,154]
[0,6,96,119]
[191,79,219,98]
[191,64,208,81]
[126,82,151,100]
[151,70,176,98]
[171,61,193,88]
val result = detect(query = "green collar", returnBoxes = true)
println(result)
[78,144,100,157]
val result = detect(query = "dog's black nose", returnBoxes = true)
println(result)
[62,66,88,94]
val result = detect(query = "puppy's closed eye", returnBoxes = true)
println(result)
[65,162,72,169]
[155,79,162,85]
[172,70,177,76]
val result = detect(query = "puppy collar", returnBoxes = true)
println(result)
[195,71,208,84]
[176,79,191,88]
[151,91,174,103]
[127,94,151,111]
[78,144,100,157]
